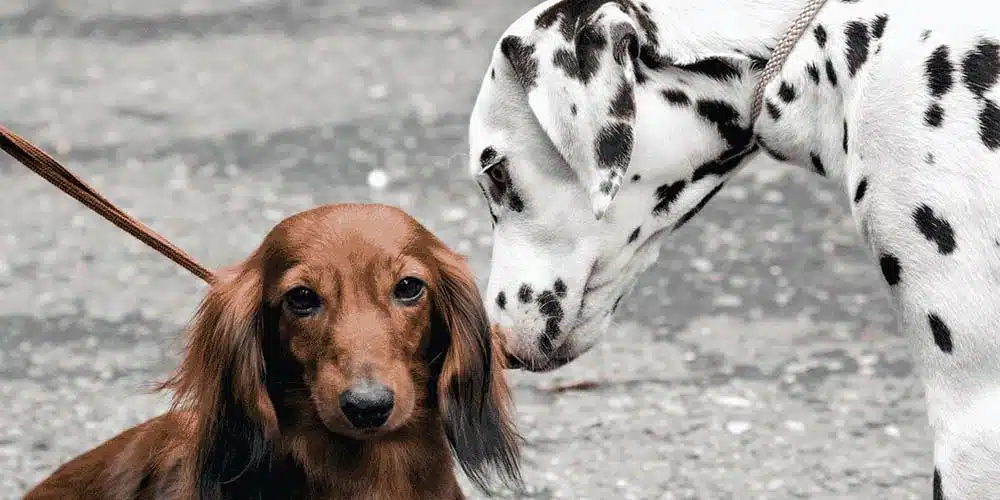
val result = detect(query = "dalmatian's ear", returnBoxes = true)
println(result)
[501,2,640,220]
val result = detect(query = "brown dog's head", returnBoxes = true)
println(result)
[163,203,521,496]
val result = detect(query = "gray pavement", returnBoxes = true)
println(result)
[0,1,930,499]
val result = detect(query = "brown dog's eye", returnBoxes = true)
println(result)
[392,277,425,304]
[284,286,322,316]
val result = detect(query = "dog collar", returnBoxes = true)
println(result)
[749,0,829,125]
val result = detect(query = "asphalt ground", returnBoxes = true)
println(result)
[0,1,929,498]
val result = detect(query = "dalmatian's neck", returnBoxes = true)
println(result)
[642,0,889,184]
[751,1,892,185]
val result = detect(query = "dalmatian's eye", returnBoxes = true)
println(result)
[486,161,509,186]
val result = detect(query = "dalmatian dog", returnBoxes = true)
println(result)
[467,0,1000,497]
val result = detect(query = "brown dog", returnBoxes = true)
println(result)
[23,203,521,500]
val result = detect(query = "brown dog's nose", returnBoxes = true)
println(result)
[339,380,394,430]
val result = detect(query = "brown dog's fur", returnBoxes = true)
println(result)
[24,203,521,500]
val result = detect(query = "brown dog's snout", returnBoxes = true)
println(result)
[339,379,395,430]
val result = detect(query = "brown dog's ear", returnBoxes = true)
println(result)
[430,245,522,493]
[160,261,278,499]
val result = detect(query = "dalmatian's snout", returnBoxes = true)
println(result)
[490,277,579,366]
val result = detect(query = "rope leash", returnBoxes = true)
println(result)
[0,124,215,283]
[749,0,830,124]
[710,0,829,167]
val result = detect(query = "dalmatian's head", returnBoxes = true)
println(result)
[469,0,766,371]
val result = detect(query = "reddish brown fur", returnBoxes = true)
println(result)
[24,203,522,500]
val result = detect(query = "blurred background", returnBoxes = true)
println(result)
[0,1,929,498]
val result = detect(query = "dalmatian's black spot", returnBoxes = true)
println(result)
[576,25,609,84]
[490,68,496,80]
[595,123,634,170]
[825,59,839,87]
[661,88,691,106]
[695,99,739,126]
[926,152,936,164]
[674,182,726,230]
[631,174,641,182]
[921,30,932,42]
[611,295,624,314]
[806,63,821,84]
[537,290,565,356]
[634,58,655,83]
[934,468,944,500]
[534,0,597,41]
[518,284,534,304]
[814,25,828,48]
[842,120,849,153]
[599,180,615,195]
[639,46,672,71]
[854,177,868,203]
[870,14,889,39]
[495,291,507,310]
[746,53,768,72]
[810,152,826,176]
[536,0,659,50]
[676,57,741,81]
[508,190,525,212]
[928,314,954,353]
[609,83,635,119]
[765,99,782,120]
[961,39,1000,99]
[757,136,788,162]
[553,278,567,299]
[552,48,581,80]
[626,3,659,49]
[480,146,499,169]
[692,143,758,182]
[627,226,641,244]
[694,99,751,149]
[913,204,957,254]
[500,36,539,90]
[778,81,796,103]
[652,180,687,216]
[978,99,1000,150]
[925,103,945,127]
[571,103,578,115]
[535,6,572,40]
[845,21,871,77]
[879,253,902,286]
[926,45,955,98]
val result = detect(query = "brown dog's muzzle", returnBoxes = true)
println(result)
[339,378,395,430]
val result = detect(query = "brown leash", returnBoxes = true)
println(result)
[0,124,215,283]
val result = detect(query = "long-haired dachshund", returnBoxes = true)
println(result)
[24,203,521,500]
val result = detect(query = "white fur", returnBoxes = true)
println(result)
[469,1,1000,497]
